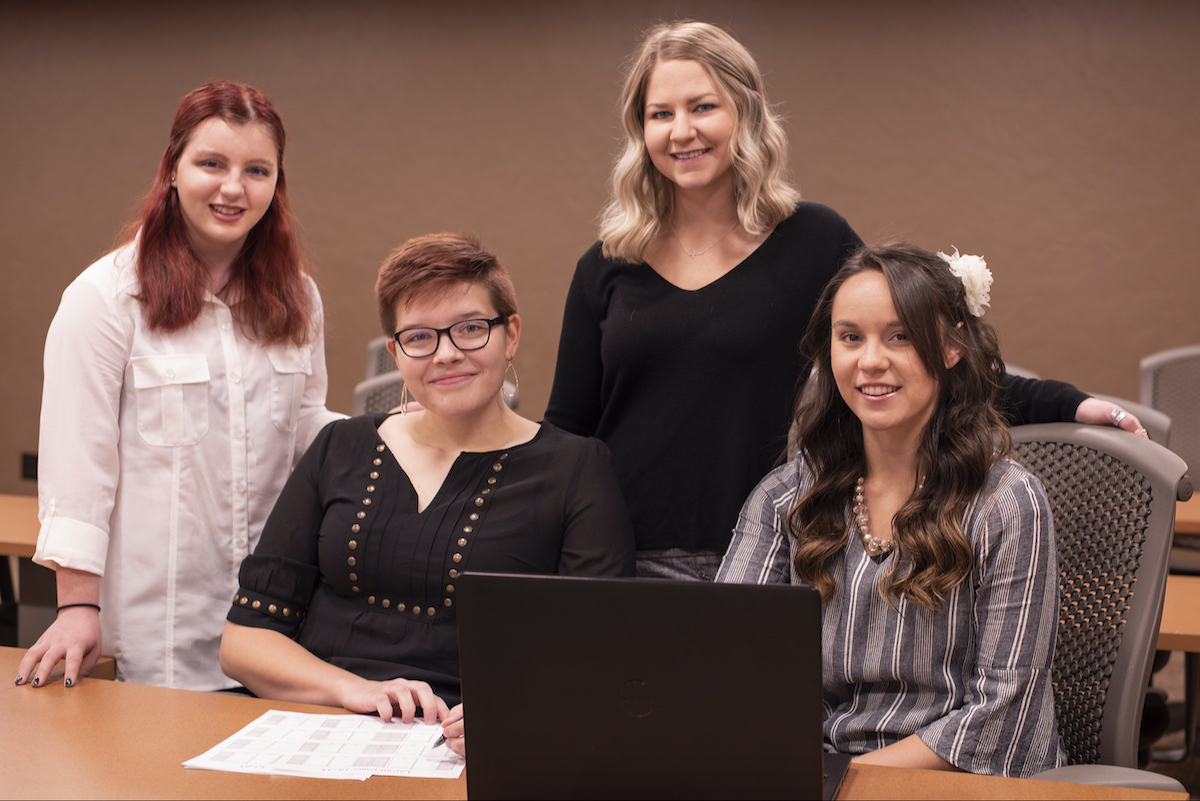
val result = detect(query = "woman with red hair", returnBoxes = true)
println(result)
[16,81,342,691]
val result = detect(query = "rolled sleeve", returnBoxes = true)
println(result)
[227,554,320,636]
[34,264,131,576]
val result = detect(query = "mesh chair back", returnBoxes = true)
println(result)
[1141,345,1200,474]
[353,372,407,416]
[366,336,398,379]
[1010,424,1187,768]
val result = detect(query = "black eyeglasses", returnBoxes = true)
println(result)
[392,316,506,358]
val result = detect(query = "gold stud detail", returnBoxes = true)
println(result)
[458,538,467,547]
[397,603,405,612]
[470,513,479,521]
[493,463,502,472]
[501,453,508,460]
[357,511,366,519]
[427,607,436,616]
[367,486,376,493]
[446,584,455,593]
[376,444,386,452]
[268,604,277,613]
[443,599,452,608]
[362,498,371,505]
[373,457,382,466]
[283,608,291,616]
[475,497,484,507]
[412,606,421,616]
[252,600,261,609]
[352,586,360,593]
[370,471,379,479]
[487,477,497,485]
[449,569,459,578]
[349,573,357,581]
[347,556,356,566]
[382,599,391,608]
[349,540,357,550]
[463,526,473,533]
[239,597,248,605]
[482,488,491,495]
[453,553,462,563]
[368,596,376,604]
[351,524,360,533]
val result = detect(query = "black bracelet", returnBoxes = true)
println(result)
[56,603,101,613]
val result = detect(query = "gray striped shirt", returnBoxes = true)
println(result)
[717,456,1066,777]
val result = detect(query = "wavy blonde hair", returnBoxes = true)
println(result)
[598,20,800,263]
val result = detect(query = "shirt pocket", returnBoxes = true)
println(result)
[130,354,211,446]
[267,346,312,433]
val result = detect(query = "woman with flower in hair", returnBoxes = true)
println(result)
[545,19,1143,580]
[17,81,342,691]
[718,243,1066,776]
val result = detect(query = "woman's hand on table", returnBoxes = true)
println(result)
[15,606,102,689]
[338,675,450,725]
[442,703,465,757]
[1075,397,1148,438]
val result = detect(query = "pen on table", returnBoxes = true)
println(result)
[433,734,447,748]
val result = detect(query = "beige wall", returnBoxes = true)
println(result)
[2,0,1198,496]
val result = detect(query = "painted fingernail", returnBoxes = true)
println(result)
[31,677,40,687]
[14,675,22,685]
[65,678,73,688]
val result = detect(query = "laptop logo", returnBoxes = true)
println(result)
[618,680,655,718]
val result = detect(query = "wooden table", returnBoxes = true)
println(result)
[0,493,37,558]
[0,647,1184,801]
[1176,498,1200,535]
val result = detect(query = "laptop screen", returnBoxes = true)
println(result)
[457,573,832,799]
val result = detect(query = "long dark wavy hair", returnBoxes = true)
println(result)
[788,242,1009,611]
[122,80,312,345]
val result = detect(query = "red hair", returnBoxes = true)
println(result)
[124,80,312,345]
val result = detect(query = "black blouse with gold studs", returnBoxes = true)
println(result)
[227,414,636,705]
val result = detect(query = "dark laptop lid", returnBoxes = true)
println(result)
[457,573,831,800]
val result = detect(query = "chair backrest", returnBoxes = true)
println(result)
[365,335,398,379]
[1009,423,1189,768]
[1141,345,1200,475]
[1087,393,1172,447]
[352,372,521,415]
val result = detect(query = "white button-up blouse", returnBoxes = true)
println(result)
[34,242,344,690]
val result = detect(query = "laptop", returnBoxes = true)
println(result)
[456,573,849,800]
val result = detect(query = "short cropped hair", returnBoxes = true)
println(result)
[375,233,518,336]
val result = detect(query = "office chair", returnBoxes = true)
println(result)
[1008,423,1189,791]
[1142,345,1200,473]
[365,335,397,379]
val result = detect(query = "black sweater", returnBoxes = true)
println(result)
[545,203,1086,551]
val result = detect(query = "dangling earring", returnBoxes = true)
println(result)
[399,384,409,415]
[503,361,518,402]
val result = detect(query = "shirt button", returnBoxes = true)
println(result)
[221,323,231,331]
[236,539,246,548]
[230,374,241,384]
[233,428,244,439]
[236,482,246,493]
[166,370,175,380]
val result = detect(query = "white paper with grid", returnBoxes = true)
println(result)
[183,709,464,780]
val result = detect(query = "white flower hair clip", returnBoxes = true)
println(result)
[938,248,992,317]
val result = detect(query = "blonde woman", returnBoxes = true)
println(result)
[545,20,1142,580]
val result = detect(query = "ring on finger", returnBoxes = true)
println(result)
[1110,408,1127,426]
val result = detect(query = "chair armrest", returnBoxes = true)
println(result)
[1032,764,1186,793]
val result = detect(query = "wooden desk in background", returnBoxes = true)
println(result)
[0,493,37,558]
[0,647,1184,801]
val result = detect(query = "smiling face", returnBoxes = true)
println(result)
[642,58,736,194]
[830,270,950,441]
[385,282,520,419]
[171,117,278,264]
